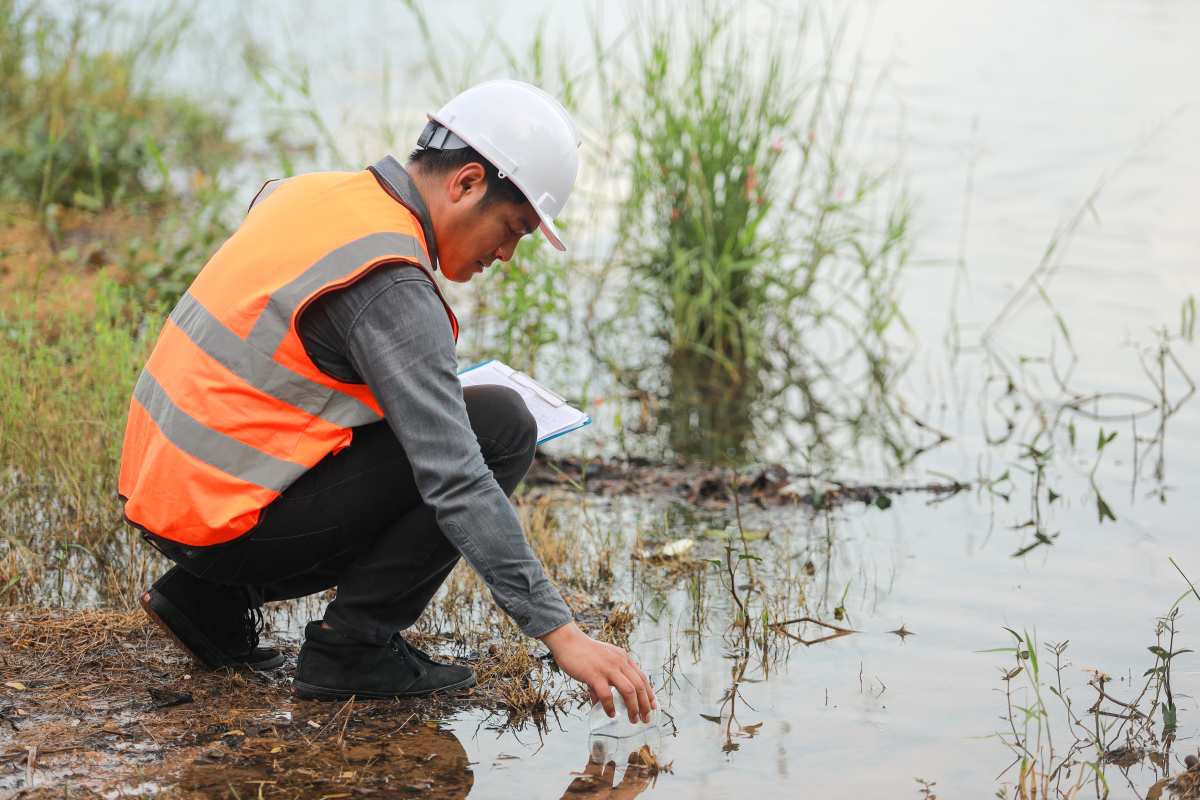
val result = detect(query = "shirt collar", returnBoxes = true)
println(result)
[368,155,441,272]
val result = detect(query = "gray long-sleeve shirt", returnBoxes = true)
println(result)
[292,161,573,640]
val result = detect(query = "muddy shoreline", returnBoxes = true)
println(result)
[0,461,969,798]
[0,603,653,799]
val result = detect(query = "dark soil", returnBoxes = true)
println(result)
[0,607,647,798]
[0,609,478,797]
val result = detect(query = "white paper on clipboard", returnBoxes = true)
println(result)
[457,359,591,444]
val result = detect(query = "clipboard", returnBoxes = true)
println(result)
[457,359,592,445]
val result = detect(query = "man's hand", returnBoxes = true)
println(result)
[560,757,654,800]
[541,622,657,723]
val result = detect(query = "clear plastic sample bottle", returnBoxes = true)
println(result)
[587,690,667,765]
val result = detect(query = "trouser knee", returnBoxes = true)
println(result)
[463,385,536,494]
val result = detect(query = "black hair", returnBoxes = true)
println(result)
[406,145,529,209]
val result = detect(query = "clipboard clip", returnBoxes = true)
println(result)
[510,370,567,407]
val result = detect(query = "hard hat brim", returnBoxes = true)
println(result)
[538,215,568,252]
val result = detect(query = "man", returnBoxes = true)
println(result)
[118,80,655,724]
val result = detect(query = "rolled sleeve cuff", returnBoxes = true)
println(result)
[512,588,575,639]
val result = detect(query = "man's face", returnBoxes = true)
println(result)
[434,164,543,282]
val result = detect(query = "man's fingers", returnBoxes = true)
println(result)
[616,765,654,797]
[630,657,657,710]
[595,681,616,718]
[612,675,640,724]
[622,663,652,723]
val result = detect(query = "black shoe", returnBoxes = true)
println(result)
[293,621,476,700]
[140,567,284,671]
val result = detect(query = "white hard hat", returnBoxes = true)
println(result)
[422,79,580,251]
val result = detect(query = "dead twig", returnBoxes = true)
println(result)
[770,616,858,646]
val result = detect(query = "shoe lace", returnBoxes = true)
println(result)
[387,634,424,678]
[239,592,265,655]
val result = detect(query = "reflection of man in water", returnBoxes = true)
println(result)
[389,723,652,800]
[406,723,475,799]
[559,758,654,799]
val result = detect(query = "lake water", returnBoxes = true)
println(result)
[55,0,1200,796]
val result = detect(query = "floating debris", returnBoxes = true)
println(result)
[527,454,969,510]
[634,538,695,562]
[769,616,858,646]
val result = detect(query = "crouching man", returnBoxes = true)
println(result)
[118,80,655,723]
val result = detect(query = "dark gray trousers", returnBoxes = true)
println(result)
[146,385,536,644]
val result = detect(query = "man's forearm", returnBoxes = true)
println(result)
[342,273,573,636]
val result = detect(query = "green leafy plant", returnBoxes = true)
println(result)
[0,1,235,215]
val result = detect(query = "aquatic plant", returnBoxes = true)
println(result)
[267,2,917,466]
[581,6,914,465]
[988,589,1199,798]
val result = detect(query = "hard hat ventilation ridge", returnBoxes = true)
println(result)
[417,121,469,151]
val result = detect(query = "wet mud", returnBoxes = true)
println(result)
[0,609,462,797]
[0,606,663,799]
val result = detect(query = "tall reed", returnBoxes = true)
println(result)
[589,6,914,464]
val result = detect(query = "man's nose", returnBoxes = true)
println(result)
[494,242,517,262]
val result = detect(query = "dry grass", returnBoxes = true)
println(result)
[0,598,650,796]
[1,606,155,670]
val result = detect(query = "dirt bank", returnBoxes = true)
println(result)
[0,606,653,798]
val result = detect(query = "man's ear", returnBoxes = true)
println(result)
[447,162,487,204]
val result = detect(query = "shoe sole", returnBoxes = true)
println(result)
[292,673,477,701]
[140,589,285,671]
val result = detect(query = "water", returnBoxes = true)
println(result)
[484,1,1200,791]
[28,0,1200,796]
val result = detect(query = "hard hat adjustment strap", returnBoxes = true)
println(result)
[418,121,470,151]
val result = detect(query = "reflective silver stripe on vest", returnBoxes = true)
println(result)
[133,370,305,493]
[170,293,381,428]
[247,231,432,355]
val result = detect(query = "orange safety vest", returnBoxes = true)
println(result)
[119,158,458,546]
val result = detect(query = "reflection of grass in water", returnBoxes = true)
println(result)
[974,176,1197,558]
[954,314,1194,559]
